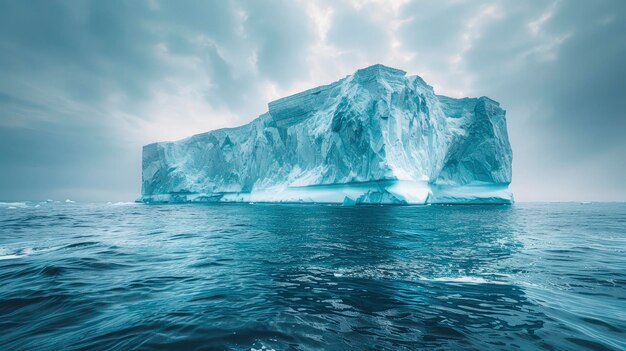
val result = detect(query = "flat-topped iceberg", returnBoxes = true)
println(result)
[140,64,513,205]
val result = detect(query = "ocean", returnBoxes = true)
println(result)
[0,202,624,350]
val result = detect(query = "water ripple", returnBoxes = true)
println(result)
[0,202,624,350]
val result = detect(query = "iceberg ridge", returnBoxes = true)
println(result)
[140,64,513,205]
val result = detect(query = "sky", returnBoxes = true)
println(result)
[0,0,625,202]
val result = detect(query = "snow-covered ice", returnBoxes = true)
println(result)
[140,64,513,205]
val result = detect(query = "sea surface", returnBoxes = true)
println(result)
[0,202,624,351]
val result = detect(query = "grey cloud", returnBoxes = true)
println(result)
[241,0,316,84]
[397,1,477,65]
[451,0,626,200]
[0,0,249,201]
[326,3,389,55]
[0,0,624,201]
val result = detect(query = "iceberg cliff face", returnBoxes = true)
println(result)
[141,64,513,204]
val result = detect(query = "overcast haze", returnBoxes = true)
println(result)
[1,0,625,202]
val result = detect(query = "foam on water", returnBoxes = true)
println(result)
[106,201,137,206]
[427,276,496,284]
[0,247,33,260]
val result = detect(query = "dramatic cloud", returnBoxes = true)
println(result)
[0,0,624,201]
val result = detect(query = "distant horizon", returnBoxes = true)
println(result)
[2,199,625,205]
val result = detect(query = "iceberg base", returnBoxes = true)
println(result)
[139,181,513,205]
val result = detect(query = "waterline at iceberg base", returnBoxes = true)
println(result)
[140,182,513,205]
[140,64,513,205]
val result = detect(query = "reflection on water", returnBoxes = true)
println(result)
[0,202,624,350]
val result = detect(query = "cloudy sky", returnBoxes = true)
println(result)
[0,0,624,202]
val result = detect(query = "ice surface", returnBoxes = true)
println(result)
[140,64,513,204]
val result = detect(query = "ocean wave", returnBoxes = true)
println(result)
[0,202,28,208]
[106,202,137,206]
[426,276,501,284]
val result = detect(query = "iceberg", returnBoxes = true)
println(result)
[140,64,512,205]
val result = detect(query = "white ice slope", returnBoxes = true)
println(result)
[140,64,513,204]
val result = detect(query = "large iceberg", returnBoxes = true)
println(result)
[140,64,512,205]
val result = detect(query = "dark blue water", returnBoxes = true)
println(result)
[0,202,624,350]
